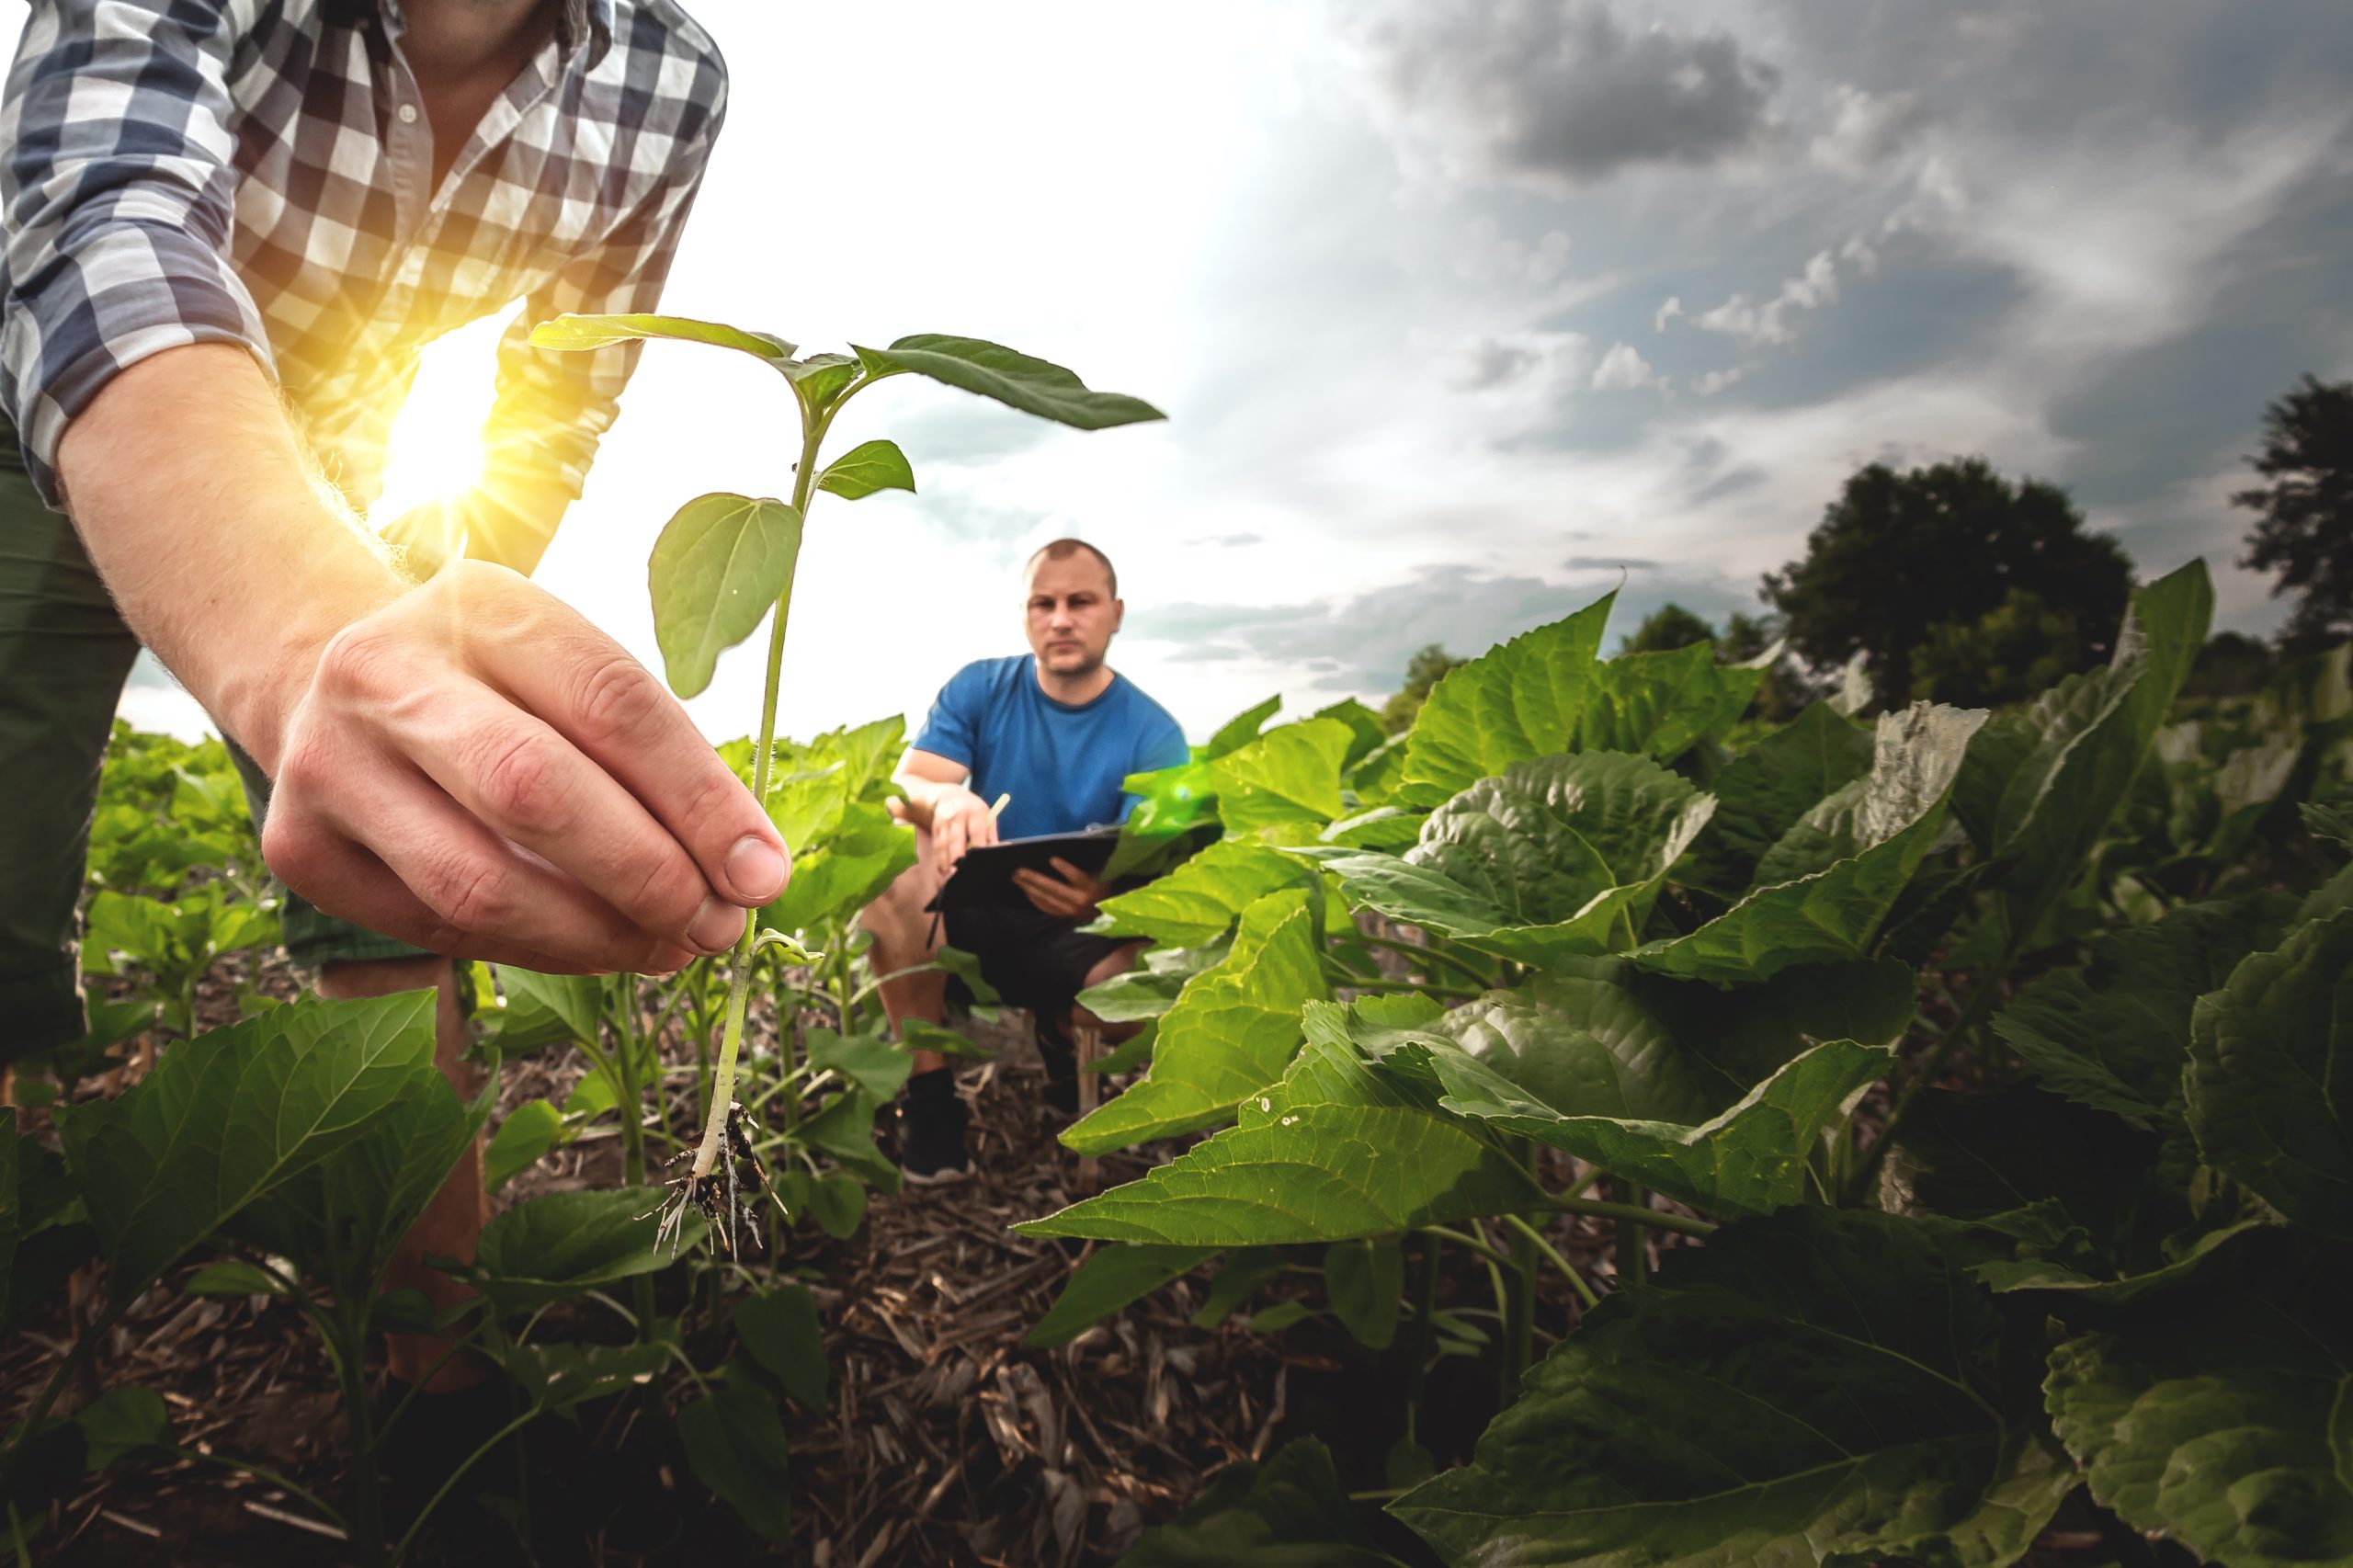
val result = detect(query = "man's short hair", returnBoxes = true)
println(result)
[1024,538,1118,597]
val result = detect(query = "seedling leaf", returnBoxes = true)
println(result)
[814,438,915,501]
[648,493,804,700]
[851,334,1165,428]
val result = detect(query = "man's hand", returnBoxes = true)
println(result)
[263,561,790,972]
[55,346,790,975]
[1013,856,1112,922]
[926,785,1002,881]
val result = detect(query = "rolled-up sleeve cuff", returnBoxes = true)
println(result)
[3,218,272,508]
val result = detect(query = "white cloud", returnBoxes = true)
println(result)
[1694,366,1747,396]
[1809,85,1928,178]
[1591,341,1663,391]
[1694,248,1844,345]
[1654,295,1685,332]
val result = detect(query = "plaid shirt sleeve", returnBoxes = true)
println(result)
[0,0,277,508]
[461,85,726,574]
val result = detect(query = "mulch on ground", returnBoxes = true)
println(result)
[6,953,2194,1567]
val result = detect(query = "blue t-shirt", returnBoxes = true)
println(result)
[910,655,1190,840]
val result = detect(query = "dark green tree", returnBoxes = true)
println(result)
[1380,643,1466,734]
[2234,375,2353,655]
[1620,602,1717,654]
[1719,611,1807,723]
[1908,588,2086,708]
[1762,457,2133,708]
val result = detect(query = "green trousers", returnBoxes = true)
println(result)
[0,426,424,1058]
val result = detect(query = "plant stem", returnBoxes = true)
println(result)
[1543,1192,1715,1239]
[690,416,817,1183]
[386,1407,541,1568]
[1353,930,1500,989]
[1615,1182,1648,1288]
[1845,926,2031,1205]
[1329,971,1480,1000]
[327,1304,386,1567]
[1421,1223,1517,1269]
[608,978,657,1346]
[1501,1211,1597,1311]
[1404,1230,1438,1447]
[1503,1218,1537,1405]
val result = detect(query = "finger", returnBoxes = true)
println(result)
[1049,856,1085,883]
[391,676,748,955]
[467,578,789,906]
[972,812,1002,849]
[277,747,698,972]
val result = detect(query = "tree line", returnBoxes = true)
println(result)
[1382,373,2351,726]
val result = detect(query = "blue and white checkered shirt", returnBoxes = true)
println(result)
[0,0,725,546]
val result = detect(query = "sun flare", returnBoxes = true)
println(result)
[369,303,517,530]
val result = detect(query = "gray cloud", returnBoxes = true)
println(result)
[1131,568,1592,690]
[1360,0,1780,190]
[1563,554,1658,572]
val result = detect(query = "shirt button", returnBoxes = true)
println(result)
[397,102,419,124]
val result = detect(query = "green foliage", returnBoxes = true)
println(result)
[1764,456,2134,705]
[52,993,436,1302]
[646,492,803,700]
[1397,593,1614,806]
[1617,601,1715,654]
[1392,1210,2069,1567]
[1028,1243,1219,1348]
[1119,1437,1408,1566]
[2234,373,2353,654]
[1378,644,1467,736]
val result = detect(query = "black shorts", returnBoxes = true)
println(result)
[941,900,1131,1015]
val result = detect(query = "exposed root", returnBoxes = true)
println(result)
[652,1100,777,1259]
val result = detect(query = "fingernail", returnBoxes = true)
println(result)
[726,835,789,902]
[690,898,745,954]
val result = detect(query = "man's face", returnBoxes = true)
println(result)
[1024,551,1123,677]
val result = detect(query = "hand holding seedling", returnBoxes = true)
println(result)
[263,560,790,971]
[1012,855,1112,920]
[54,345,790,975]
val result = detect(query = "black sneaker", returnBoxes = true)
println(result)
[898,1069,972,1185]
[1034,1016,1080,1117]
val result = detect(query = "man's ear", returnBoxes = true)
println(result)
[1111,597,1126,635]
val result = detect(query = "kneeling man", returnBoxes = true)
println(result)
[862,539,1189,1181]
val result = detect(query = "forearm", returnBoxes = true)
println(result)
[892,772,972,832]
[56,344,404,771]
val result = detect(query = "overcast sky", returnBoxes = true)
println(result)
[74,0,2353,744]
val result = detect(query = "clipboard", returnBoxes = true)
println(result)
[923,826,1124,914]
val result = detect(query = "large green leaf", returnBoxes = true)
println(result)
[1092,839,1313,947]
[1890,1085,2268,1304]
[1577,642,1762,760]
[528,312,792,360]
[492,966,601,1046]
[501,1341,670,1415]
[1425,1036,1889,1219]
[1334,967,1906,1216]
[760,799,915,937]
[53,994,434,1301]
[734,1285,829,1408]
[1207,719,1351,835]
[1026,1011,1541,1244]
[1396,593,1615,808]
[679,1383,793,1546]
[1204,696,1282,759]
[2046,1275,2353,1568]
[850,334,1165,428]
[1953,562,2212,934]
[1634,702,1985,983]
[1392,1209,2069,1568]
[814,437,915,501]
[1119,1437,1409,1567]
[1995,892,2299,1126]
[647,493,803,700]
[1319,752,1714,964]
[1678,701,1874,897]
[466,1187,701,1312]
[1027,1243,1219,1348]
[233,1067,489,1307]
[1063,890,1327,1154]
[2185,908,2353,1241]
[1076,938,1233,1023]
